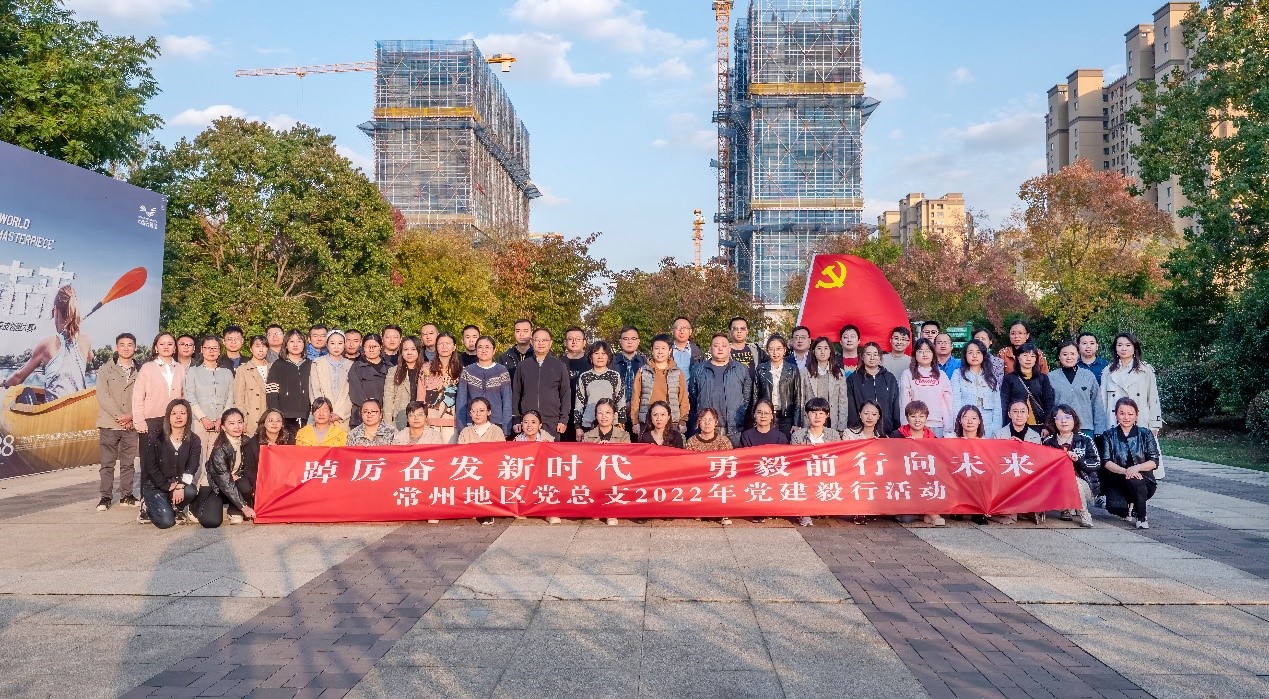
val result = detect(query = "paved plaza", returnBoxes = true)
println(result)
[2,457,1269,699]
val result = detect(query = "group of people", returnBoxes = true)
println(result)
[92,316,1164,530]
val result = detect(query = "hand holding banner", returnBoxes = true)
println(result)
[255,440,1082,523]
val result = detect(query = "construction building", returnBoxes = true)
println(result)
[878,192,973,246]
[359,40,540,234]
[718,0,879,306]
[1045,2,1198,233]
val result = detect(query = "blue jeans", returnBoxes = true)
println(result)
[142,483,198,529]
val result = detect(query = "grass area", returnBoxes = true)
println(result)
[1160,419,1269,472]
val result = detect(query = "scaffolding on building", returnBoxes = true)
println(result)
[721,0,879,305]
[358,40,540,234]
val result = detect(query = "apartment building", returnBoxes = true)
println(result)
[1045,2,1198,232]
[878,192,973,246]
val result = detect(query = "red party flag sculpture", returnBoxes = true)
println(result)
[795,254,910,352]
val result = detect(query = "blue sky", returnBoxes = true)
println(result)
[65,0,1157,274]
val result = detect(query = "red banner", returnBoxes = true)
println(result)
[796,254,911,351]
[254,440,1081,523]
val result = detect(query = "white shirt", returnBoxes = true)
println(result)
[155,358,175,394]
[808,431,826,445]
[768,362,784,411]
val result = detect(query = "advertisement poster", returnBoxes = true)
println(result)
[0,141,166,477]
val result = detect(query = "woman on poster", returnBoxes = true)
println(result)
[2,285,90,401]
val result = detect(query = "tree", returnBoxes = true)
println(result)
[1131,0,1269,347]
[0,0,161,171]
[132,118,400,336]
[1212,268,1269,408]
[589,257,765,340]
[1001,160,1175,336]
[393,228,500,338]
[782,223,1031,330]
[486,232,608,343]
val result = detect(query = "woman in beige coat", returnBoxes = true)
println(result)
[232,336,271,432]
[309,331,354,424]
[1100,332,1164,477]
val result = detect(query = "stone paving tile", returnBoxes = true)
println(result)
[1112,506,1269,579]
[121,522,505,698]
[801,520,1152,699]
[0,480,100,520]
[1159,467,1269,507]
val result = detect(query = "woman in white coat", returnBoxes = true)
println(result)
[950,339,1003,433]
[1100,332,1164,477]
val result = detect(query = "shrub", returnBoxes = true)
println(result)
[1158,361,1219,425]
[1246,389,1269,446]
[1213,270,1269,408]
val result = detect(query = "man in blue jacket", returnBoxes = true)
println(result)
[688,333,754,441]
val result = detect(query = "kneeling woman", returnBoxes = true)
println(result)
[139,399,201,528]
[1042,404,1100,528]
[193,408,256,527]
[1100,397,1160,529]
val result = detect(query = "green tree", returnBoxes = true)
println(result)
[393,228,500,338]
[1131,0,1269,348]
[1212,268,1269,408]
[1002,160,1174,336]
[486,232,608,343]
[132,117,400,336]
[589,257,765,340]
[0,0,161,171]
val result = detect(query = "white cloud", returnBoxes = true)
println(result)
[336,145,373,174]
[63,0,193,24]
[535,183,570,206]
[862,66,905,100]
[508,0,705,54]
[630,57,691,82]
[159,34,212,59]
[953,112,1044,153]
[265,114,299,131]
[889,128,904,140]
[863,199,894,221]
[169,105,305,132]
[949,66,975,85]
[467,32,610,87]
[652,112,714,154]
[169,104,245,127]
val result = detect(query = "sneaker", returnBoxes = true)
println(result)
[605,518,618,526]
[1095,495,1107,509]
[96,496,111,512]
[989,514,1017,525]
[119,495,138,507]
[137,505,151,524]
[1078,510,1094,528]
[1059,510,1074,521]
[1136,519,1149,530]
[852,515,867,525]
[228,514,244,525]
[719,517,732,526]
[477,517,495,525]
[546,516,562,525]
[797,516,813,527]
[178,507,196,525]
[924,514,946,527]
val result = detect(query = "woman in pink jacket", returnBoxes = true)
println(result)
[899,338,955,437]
[133,332,185,436]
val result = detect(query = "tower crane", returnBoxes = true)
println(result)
[693,209,705,269]
[712,1,734,265]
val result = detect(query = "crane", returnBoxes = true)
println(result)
[693,209,705,269]
[234,54,518,79]
[712,1,734,264]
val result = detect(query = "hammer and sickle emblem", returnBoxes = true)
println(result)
[814,260,848,289]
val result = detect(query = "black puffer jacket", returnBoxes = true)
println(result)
[1043,432,1102,496]
[1100,425,1162,482]
[205,439,249,510]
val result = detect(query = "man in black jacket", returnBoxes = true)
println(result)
[511,328,571,438]
[498,318,534,380]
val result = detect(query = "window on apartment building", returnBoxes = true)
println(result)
[1128,50,1133,60]
[1103,94,1109,102]
[1074,101,1079,112]
[1167,186,1172,197]
[1163,42,1169,53]
[1104,148,1110,155]
[1163,26,1169,37]
[1104,161,1110,168]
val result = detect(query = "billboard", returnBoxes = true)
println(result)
[0,141,166,477]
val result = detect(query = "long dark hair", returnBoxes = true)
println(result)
[1112,332,1144,373]
[959,339,997,390]
[162,398,193,439]
[212,408,245,452]
[255,408,296,445]
[806,337,842,379]
[954,405,986,438]
[427,332,463,381]
[394,336,422,385]
[909,338,936,376]
[150,332,176,362]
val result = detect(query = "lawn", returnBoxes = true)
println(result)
[1160,419,1269,472]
